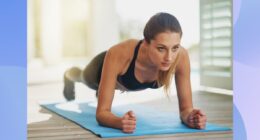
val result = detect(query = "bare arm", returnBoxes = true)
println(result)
[175,47,193,120]
[96,48,122,129]
[175,47,207,129]
[96,40,137,133]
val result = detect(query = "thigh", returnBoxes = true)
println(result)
[82,51,107,90]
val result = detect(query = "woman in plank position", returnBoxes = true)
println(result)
[63,12,207,133]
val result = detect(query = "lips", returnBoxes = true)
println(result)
[161,62,171,67]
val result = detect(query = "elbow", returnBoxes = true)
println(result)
[96,112,102,125]
[96,110,108,126]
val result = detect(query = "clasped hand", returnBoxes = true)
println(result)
[121,110,136,133]
[184,109,207,129]
[120,109,207,134]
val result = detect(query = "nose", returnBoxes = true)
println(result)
[164,51,172,62]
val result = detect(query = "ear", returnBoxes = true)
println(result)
[143,39,150,46]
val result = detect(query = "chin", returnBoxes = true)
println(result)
[160,66,170,71]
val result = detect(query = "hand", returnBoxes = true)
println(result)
[121,110,136,133]
[186,109,207,129]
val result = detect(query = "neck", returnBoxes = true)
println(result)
[136,42,159,80]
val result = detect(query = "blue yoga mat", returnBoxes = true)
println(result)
[40,101,231,138]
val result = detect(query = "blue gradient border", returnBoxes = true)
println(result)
[0,0,27,139]
[234,0,260,140]
[0,0,260,139]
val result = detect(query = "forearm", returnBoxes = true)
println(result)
[96,111,122,129]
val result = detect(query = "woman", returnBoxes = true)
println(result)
[63,12,207,133]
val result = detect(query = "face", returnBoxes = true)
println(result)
[147,32,181,71]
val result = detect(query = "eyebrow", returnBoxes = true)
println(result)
[157,44,180,49]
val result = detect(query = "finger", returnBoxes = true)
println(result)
[122,128,135,133]
[188,109,199,119]
[123,111,134,118]
[123,124,136,130]
[195,114,201,123]
[186,118,196,128]
[123,129,135,133]
[188,118,194,123]
[128,110,136,118]
[190,122,196,128]
[188,114,194,120]
[188,115,197,123]
[191,114,198,123]
[123,116,136,122]
[194,114,206,123]
[188,113,195,121]
[193,109,202,115]
[128,116,136,121]
[197,110,206,116]
[123,114,130,120]
[196,124,202,129]
[122,125,136,132]
[192,108,200,113]
[122,120,136,125]
[195,122,206,129]
[197,116,207,123]
[200,124,206,129]
[186,121,194,128]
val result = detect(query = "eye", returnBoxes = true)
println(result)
[171,47,179,52]
[157,47,165,52]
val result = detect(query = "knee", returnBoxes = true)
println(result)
[70,67,82,76]
[65,67,82,82]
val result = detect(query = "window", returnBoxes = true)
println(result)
[200,0,233,90]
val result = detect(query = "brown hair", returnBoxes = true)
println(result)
[143,12,182,97]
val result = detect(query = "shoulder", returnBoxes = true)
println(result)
[109,39,138,52]
[105,39,139,74]
[178,47,189,59]
[107,39,139,60]
[175,47,190,74]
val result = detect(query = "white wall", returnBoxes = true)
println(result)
[27,0,35,62]
[88,0,119,56]
[40,0,63,65]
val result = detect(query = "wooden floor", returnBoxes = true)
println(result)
[28,83,233,140]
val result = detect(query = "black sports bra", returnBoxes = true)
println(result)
[117,40,159,90]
